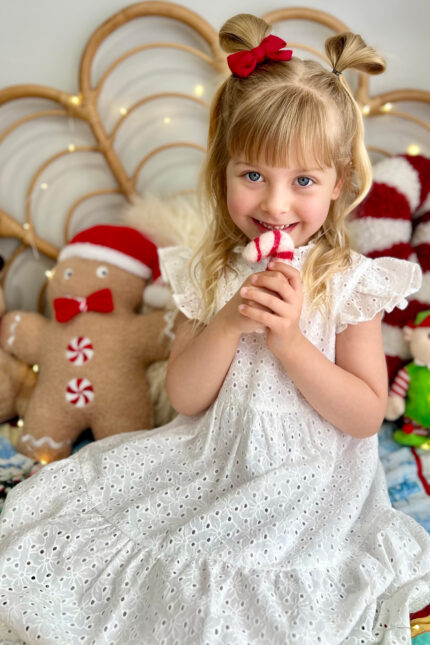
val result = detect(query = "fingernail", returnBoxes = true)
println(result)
[251,275,258,283]
[240,287,247,295]
[268,261,274,268]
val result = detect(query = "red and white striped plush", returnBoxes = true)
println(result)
[242,230,295,264]
[348,154,430,384]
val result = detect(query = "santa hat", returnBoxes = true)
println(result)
[348,154,430,383]
[59,225,170,307]
[407,310,430,328]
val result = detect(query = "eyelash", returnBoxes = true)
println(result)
[243,171,315,187]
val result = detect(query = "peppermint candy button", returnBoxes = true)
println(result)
[66,377,94,407]
[66,336,94,366]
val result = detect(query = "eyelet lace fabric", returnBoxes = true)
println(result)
[0,245,428,645]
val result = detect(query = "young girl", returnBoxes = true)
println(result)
[1,13,429,645]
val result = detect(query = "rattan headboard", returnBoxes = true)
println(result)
[1,1,429,311]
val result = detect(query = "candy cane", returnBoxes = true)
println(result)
[241,230,295,333]
[242,230,295,265]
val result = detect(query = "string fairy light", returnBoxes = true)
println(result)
[407,143,421,156]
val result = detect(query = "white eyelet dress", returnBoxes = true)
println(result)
[0,244,429,645]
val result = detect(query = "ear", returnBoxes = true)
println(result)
[331,178,344,201]
[331,160,350,201]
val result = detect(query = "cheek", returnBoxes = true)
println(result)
[227,188,247,218]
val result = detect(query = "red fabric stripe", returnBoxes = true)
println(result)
[410,603,430,620]
[271,229,281,255]
[411,447,430,496]
[402,154,430,206]
[366,243,413,260]
[275,251,294,260]
[383,300,426,327]
[415,211,430,225]
[414,244,430,272]
[354,184,412,221]
[255,237,262,262]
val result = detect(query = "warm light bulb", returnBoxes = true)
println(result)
[68,144,76,152]
[32,364,39,373]
[194,84,204,97]
[69,95,81,105]
[163,117,171,124]
[17,418,24,428]
[381,102,393,112]
[45,269,54,279]
[362,105,371,115]
[407,143,421,156]
[119,107,128,116]
[40,182,48,190]
[39,457,49,465]
[23,222,31,230]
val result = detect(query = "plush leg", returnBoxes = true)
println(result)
[17,392,85,462]
[90,391,154,441]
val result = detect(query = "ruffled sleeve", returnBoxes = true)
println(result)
[158,246,203,321]
[334,252,422,334]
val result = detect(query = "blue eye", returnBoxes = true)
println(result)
[247,171,262,182]
[296,176,313,187]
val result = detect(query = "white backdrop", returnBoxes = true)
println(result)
[0,0,429,312]
[1,0,429,94]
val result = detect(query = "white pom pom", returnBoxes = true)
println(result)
[143,281,172,308]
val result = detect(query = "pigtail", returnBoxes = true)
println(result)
[301,32,387,315]
[219,14,270,53]
[325,32,386,76]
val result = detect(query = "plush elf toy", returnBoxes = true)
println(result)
[386,310,430,448]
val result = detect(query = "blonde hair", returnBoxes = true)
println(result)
[193,14,386,322]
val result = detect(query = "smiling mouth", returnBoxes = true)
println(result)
[254,219,298,232]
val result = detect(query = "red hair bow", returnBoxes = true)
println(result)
[227,35,293,78]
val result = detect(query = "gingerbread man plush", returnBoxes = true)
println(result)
[0,225,172,463]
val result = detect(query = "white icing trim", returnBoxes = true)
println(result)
[20,434,71,448]
[59,243,152,279]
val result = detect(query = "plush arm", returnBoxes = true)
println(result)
[0,311,47,365]
[134,310,176,364]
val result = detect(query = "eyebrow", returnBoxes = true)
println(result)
[233,160,323,172]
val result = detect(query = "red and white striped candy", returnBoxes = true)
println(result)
[242,230,295,265]
[66,336,94,366]
[65,377,94,407]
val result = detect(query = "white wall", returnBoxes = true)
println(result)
[0,0,429,311]
[1,0,429,94]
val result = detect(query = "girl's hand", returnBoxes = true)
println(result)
[238,260,304,359]
[217,271,270,336]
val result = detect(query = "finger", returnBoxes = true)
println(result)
[240,286,289,316]
[267,261,302,292]
[239,303,277,328]
[250,272,296,301]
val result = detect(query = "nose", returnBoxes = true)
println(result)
[261,184,291,219]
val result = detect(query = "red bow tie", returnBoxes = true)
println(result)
[53,289,114,323]
[227,35,293,78]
